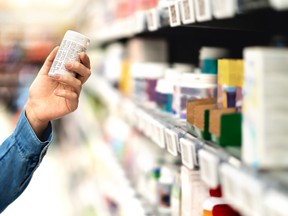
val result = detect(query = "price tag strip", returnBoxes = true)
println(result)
[165,128,179,156]
[198,149,220,188]
[180,0,196,24]
[180,136,202,169]
[168,1,182,27]
[264,189,288,216]
[173,127,187,153]
[147,8,160,31]
[134,11,147,33]
[153,121,166,148]
[220,164,265,216]
[194,0,212,22]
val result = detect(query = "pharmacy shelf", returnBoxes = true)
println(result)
[92,8,288,67]
[93,6,288,46]
[85,74,288,216]
[87,4,288,215]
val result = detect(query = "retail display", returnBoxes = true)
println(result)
[84,1,288,215]
[2,0,288,215]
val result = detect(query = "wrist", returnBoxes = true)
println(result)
[25,101,49,138]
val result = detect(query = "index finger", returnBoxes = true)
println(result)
[40,46,59,75]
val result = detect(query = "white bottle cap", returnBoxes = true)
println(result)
[64,30,90,48]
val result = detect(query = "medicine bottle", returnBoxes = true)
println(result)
[202,186,240,216]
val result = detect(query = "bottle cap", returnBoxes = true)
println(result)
[213,204,241,216]
[209,186,222,197]
[64,30,90,48]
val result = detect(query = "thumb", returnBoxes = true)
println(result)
[39,46,59,75]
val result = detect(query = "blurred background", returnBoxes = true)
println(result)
[0,1,103,216]
[1,1,288,216]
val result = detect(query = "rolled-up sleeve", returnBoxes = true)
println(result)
[0,110,53,213]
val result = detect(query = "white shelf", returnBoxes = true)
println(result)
[85,75,288,216]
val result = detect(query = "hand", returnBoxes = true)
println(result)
[25,46,91,137]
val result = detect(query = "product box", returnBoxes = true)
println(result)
[217,59,244,111]
[173,73,217,119]
[186,98,217,140]
[181,166,209,216]
[242,47,288,169]
[127,38,168,63]
[209,108,242,147]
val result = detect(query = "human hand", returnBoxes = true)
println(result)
[25,46,91,137]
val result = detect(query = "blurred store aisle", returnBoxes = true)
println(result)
[0,96,110,216]
[1,147,74,216]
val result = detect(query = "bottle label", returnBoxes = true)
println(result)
[49,30,89,77]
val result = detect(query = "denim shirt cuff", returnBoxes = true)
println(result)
[14,110,53,159]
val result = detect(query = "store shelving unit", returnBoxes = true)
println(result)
[86,1,288,216]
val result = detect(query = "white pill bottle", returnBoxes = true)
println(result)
[48,30,90,77]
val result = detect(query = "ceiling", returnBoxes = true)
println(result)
[0,0,91,38]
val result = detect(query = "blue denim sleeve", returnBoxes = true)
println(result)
[0,110,53,213]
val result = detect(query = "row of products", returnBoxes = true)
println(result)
[91,0,288,29]
[187,47,288,170]
[101,114,241,216]
[95,37,288,170]
[166,0,288,26]
[89,0,288,42]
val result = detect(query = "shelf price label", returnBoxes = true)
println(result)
[147,8,160,31]
[180,0,196,24]
[237,172,265,216]
[168,1,182,27]
[220,164,243,211]
[264,189,288,216]
[194,0,212,22]
[151,120,166,148]
[134,11,147,33]
[165,128,179,156]
[220,164,265,216]
[150,119,158,144]
[180,137,201,169]
[143,112,152,138]
[198,149,220,188]
[211,0,236,19]
[173,127,187,153]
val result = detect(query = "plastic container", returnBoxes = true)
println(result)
[181,166,209,216]
[242,47,288,169]
[199,47,229,74]
[202,186,241,216]
[157,166,174,215]
[172,72,217,119]
[131,62,166,104]
[156,78,174,112]
[48,30,90,77]
[217,59,244,111]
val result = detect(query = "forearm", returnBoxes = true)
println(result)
[0,110,52,213]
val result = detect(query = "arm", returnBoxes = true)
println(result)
[0,46,91,213]
[0,111,52,213]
